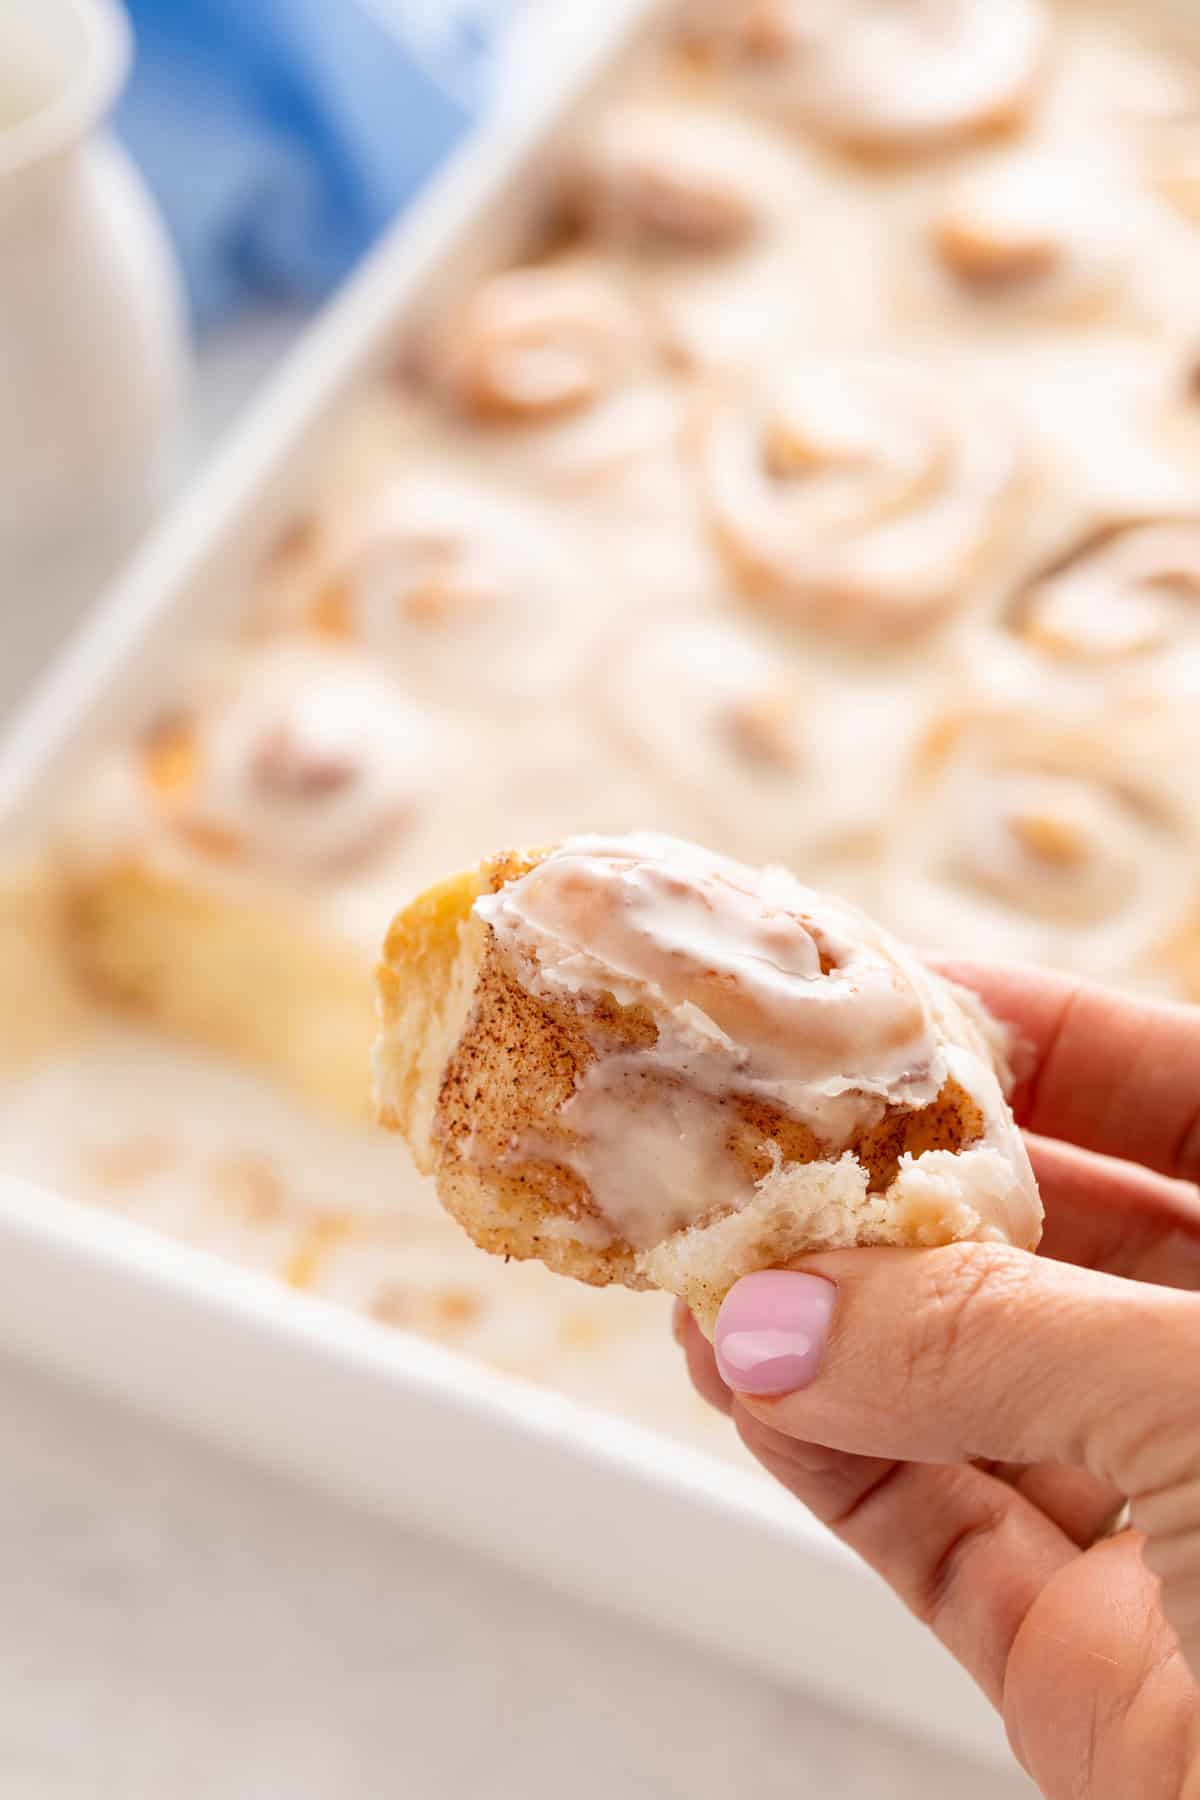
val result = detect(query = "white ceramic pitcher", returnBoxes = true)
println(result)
[0,0,188,546]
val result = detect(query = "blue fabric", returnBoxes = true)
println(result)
[115,0,492,330]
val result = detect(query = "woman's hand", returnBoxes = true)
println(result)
[676,964,1200,1800]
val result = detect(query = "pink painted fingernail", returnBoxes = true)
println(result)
[715,1271,836,1396]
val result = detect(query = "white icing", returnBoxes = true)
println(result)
[948,769,1145,926]
[473,833,1035,1248]
[432,264,645,424]
[702,356,1017,636]
[513,380,680,493]
[420,259,697,522]
[597,618,805,840]
[552,1064,757,1251]
[1018,521,1200,664]
[930,152,1132,321]
[889,712,1196,983]
[569,104,775,251]
[569,104,883,374]
[313,476,583,705]
[171,648,436,874]
[478,834,940,1097]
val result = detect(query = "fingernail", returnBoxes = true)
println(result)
[715,1271,836,1396]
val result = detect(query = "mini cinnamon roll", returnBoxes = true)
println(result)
[134,646,435,875]
[927,152,1133,323]
[419,262,685,496]
[677,0,1049,159]
[374,832,1041,1333]
[887,707,1197,988]
[567,102,783,254]
[58,646,440,1119]
[593,616,920,863]
[430,264,644,425]
[700,355,1019,639]
[296,476,581,707]
[562,100,880,371]
[595,617,807,861]
[376,828,1043,1324]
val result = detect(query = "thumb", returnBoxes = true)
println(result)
[713,1247,1200,1662]
[714,1245,1199,1485]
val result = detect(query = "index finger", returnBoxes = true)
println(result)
[935,960,1200,1186]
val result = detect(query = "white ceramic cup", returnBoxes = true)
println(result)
[0,0,189,550]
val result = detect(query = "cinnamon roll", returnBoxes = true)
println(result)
[374,832,1041,1333]
[596,617,806,860]
[60,647,441,1117]
[700,355,1019,639]
[567,102,776,254]
[419,262,682,495]
[563,100,880,370]
[887,707,1197,989]
[133,645,434,875]
[430,263,644,425]
[295,476,582,707]
[594,616,921,864]
[677,0,1049,158]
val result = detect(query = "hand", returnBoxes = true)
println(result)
[676,964,1200,1800]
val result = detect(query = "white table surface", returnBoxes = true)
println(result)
[0,314,1032,1800]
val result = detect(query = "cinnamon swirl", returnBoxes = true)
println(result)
[374,832,1041,1332]
[700,355,1019,639]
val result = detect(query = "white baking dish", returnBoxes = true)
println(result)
[2,0,1195,1772]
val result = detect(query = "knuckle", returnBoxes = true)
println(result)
[737,1409,841,1485]
[1101,1307,1200,1493]
[915,1493,1011,1633]
[904,1242,1028,1394]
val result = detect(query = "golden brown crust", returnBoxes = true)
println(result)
[66,858,375,1120]
[413,848,652,1288]
[0,860,92,1072]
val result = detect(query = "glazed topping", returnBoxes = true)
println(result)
[947,769,1149,925]
[931,154,1128,317]
[678,0,1048,156]
[476,833,937,1095]
[472,834,1012,1251]
[146,650,432,872]
[430,266,644,423]
[1014,522,1200,663]
[609,618,806,784]
[424,264,683,496]
[545,1063,766,1250]
[887,703,1195,984]
[310,478,576,702]
[570,105,771,251]
[703,356,1015,637]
